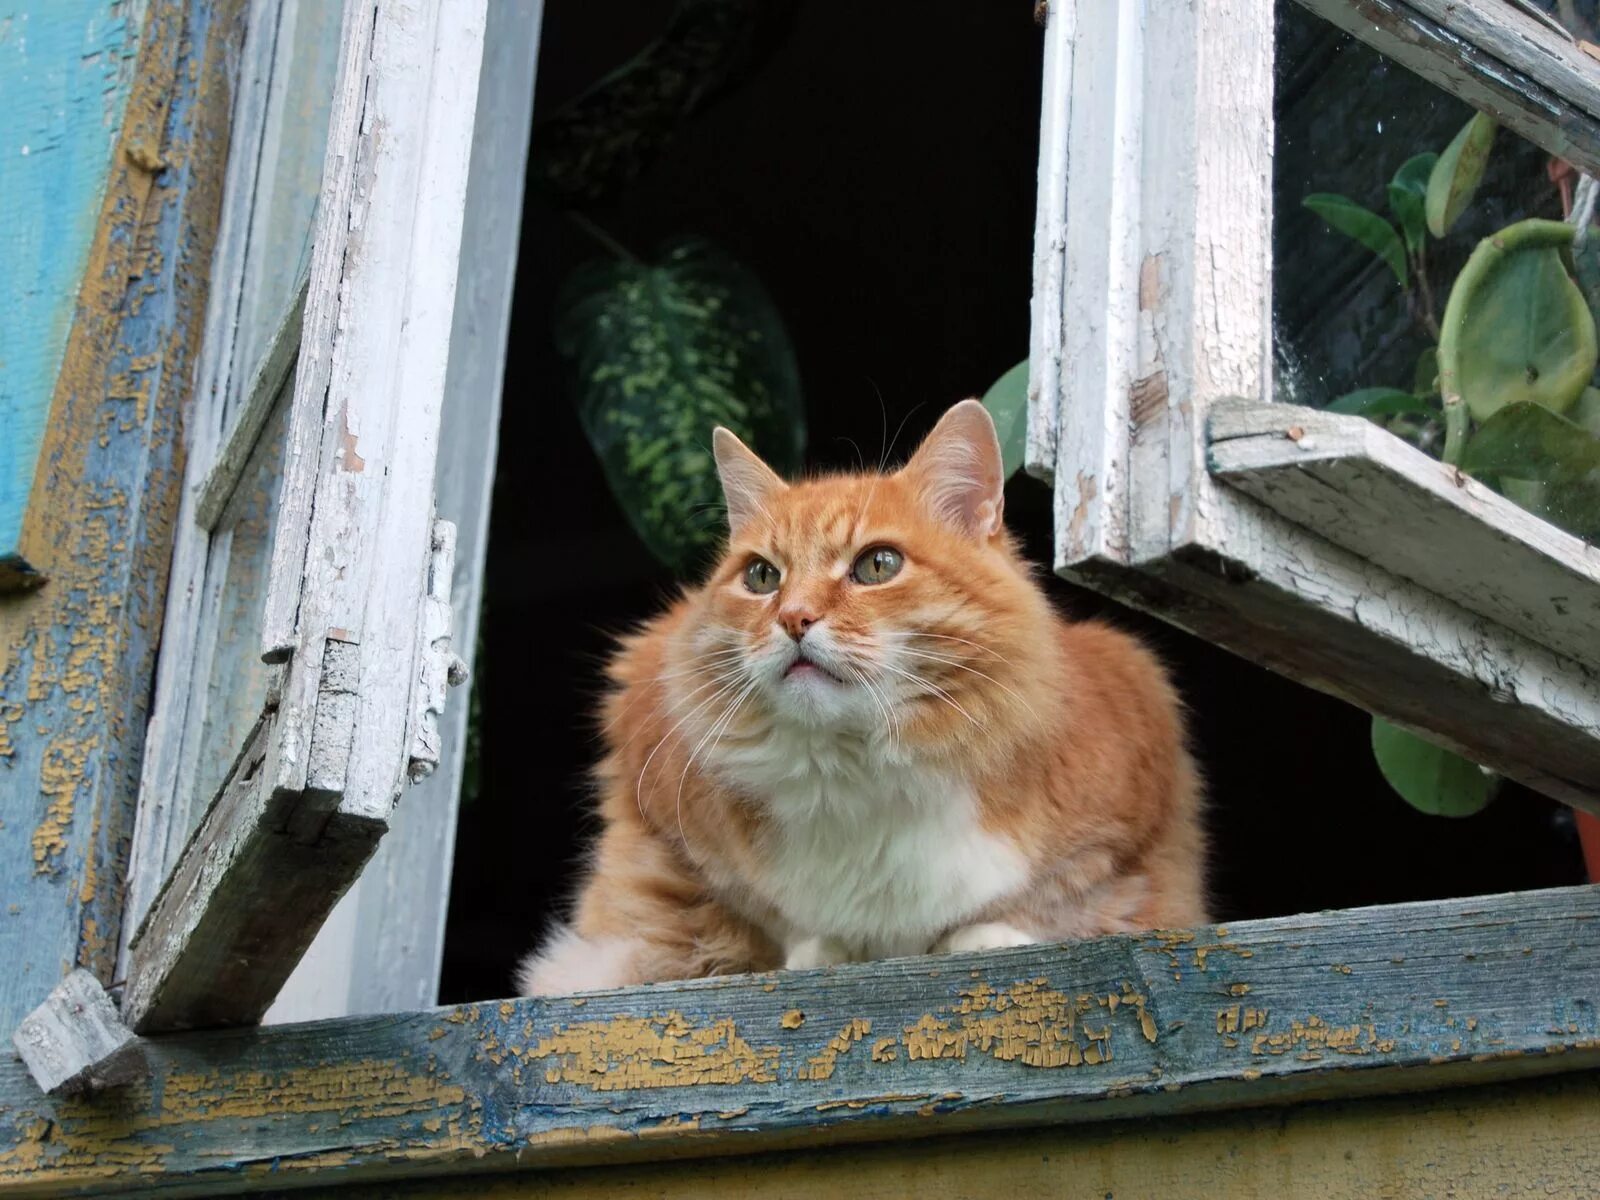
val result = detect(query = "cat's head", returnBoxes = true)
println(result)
[683,400,1050,743]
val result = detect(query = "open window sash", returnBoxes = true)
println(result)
[1027,0,1600,813]
[118,0,487,1034]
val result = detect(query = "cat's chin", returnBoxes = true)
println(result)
[765,671,872,730]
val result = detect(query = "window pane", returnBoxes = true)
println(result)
[172,383,290,856]
[225,0,343,424]
[1274,1,1599,545]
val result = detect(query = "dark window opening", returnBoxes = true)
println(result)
[437,0,1588,1005]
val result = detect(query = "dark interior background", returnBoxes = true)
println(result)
[438,0,1589,1004]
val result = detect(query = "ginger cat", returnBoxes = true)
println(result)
[517,400,1207,994]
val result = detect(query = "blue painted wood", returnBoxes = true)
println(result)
[0,1,148,584]
[0,0,245,1031]
[1,886,1596,1195]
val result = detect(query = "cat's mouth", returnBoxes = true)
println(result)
[784,653,844,684]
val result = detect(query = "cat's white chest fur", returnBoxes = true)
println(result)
[712,728,1030,961]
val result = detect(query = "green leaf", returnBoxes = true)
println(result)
[1426,112,1497,237]
[555,238,806,573]
[1570,386,1600,436]
[981,359,1030,480]
[1371,717,1498,818]
[1438,219,1597,422]
[1388,152,1438,254]
[1459,401,1600,537]
[1326,387,1435,419]
[1304,194,1407,286]
[1462,401,1600,479]
[1572,227,1600,322]
[1412,346,1439,397]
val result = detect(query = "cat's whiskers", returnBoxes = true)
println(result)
[840,659,898,747]
[610,662,747,758]
[874,661,980,727]
[909,630,1014,666]
[601,642,747,736]
[635,671,752,817]
[896,647,1040,722]
[673,676,762,860]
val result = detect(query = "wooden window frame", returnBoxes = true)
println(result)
[1030,0,1600,811]
[8,1,1599,1192]
[115,0,498,1035]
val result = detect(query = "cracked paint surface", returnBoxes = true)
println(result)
[0,0,244,1031]
[3,889,1600,1194]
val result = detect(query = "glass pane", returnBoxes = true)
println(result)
[1274,1,1599,545]
[185,383,289,838]
[225,0,343,422]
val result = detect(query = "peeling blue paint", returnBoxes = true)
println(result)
[0,1,148,579]
[0,0,239,1030]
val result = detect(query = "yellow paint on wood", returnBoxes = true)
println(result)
[0,0,240,983]
[528,1013,782,1091]
[800,1018,871,1081]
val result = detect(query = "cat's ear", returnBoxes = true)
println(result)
[899,399,1006,539]
[713,427,786,534]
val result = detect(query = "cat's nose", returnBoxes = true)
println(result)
[778,607,818,641]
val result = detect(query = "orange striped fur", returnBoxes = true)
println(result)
[517,400,1207,994]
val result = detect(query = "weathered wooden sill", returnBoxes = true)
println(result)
[3,886,1598,1196]
[1208,399,1600,676]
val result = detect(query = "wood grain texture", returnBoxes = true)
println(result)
[263,1072,1600,1200]
[1046,0,1141,568]
[1135,0,1276,564]
[121,711,383,1034]
[3,887,1599,1195]
[0,0,246,1031]
[1209,399,1600,674]
[194,276,306,531]
[1033,0,1600,807]
[123,0,341,960]
[1023,0,1072,484]
[127,0,488,1034]
[11,971,141,1096]
[1066,492,1600,814]
[262,0,488,830]
[0,0,146,584]
[267,0,541,1023]
[1295,0,1600,178]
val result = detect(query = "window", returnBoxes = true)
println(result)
[115,0,499,1033]
[7,0,1597,1192]
[1030,0,1600,807]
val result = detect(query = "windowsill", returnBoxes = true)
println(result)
[1209,399,1600,682]
[6,886,1598,1194]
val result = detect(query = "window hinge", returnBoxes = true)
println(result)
[407,517,469,782]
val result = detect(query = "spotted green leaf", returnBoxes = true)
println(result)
[556,238,805,573]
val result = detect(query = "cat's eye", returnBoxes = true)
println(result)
[744,558,781,594]
[851,546,904,585]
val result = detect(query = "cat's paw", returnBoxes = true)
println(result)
[932,922,1036,955]
[784,935,850,970]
